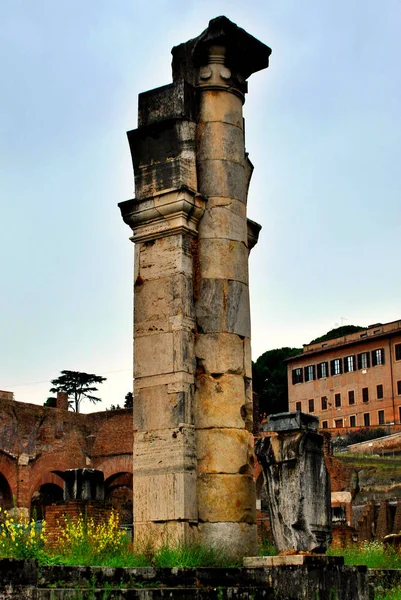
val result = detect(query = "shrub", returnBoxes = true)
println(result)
[0,507,46,560]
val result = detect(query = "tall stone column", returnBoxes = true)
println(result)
[120,16,270,556]
[190,28,270,556]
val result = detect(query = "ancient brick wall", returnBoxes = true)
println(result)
[0,397,133,516]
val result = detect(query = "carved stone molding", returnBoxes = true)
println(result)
[119,187,206,243]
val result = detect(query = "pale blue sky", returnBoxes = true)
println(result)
[1,0,400,410]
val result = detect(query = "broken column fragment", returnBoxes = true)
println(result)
[119,16,271,557]
[255,412,332,554]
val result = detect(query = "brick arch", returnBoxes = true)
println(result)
[93,455,133,481]
[0,452,18,500]
[28,454,82,502]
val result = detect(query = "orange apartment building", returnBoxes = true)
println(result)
[287,319,401,429]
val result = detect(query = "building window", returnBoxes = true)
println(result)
[292,368,303,384]
[322,421,328,429]
[335,418,343,428]
[362,388,369,403]
[348,390,355,405]
[344,355,356,373]
[350,415,356,427]
[372,348,385,366]
[330,358,342,376]
[296,401,302,412]
[358,352,370,370]
[335,393,341,408]
[308,398,314,413]
[398,381,401,395]
[377,384,383,399]
[317,362,328,379]
[378,410,385,425]
[364,413,370,427]
[304,365,315,382]
[321,396,328,410]
[395,344,401,361]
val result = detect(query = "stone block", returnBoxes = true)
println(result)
[134,275,195,331]
[134,371,195,390]
[199,198,247,243]
[138,234,193,281]
[197,159,246,203]
[198,90,243,128]
[134,332,174,378]
[138,80,197,128]
[244,338,252,378]
[198,522,257,559]
[134,471,197,522]
[196,428,253,474]
[173,329,196,374]
[194,373,246,429]
[197,121,244,164]
[134,384,194,431]
[134,520,198,547]
[195,332,244,374]
[134,427,196,473]
[199,239,248,283]
[196,279,251,337]
[197,473,256,523]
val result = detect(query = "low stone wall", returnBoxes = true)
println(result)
[0,559,371,599]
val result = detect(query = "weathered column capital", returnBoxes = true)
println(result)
[119,187,206,243]
[172,16,272,99]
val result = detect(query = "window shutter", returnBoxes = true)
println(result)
[292,370,296,385]
[330,360,335,376]
[367,353,371,368]
[381,349,385,364]
[352,355,356,370]
[357,354,362,369]
[343,358,348,373]
[312,365,316,380]
[372,351,377,367]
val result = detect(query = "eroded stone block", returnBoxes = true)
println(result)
[197,473,256,523]
[199,198,247,243]
[197,159,246,203]
[196,279,251,337]
[194,373,246,429]
[134,427,196,473]
[135,332,175,378]
[134,471,197,521]
[198,90,243,128]
[138,234,193,281]
[197,121,245,163]
[134,383,194,431]
[198,522,257,559]
[196,428,253,474]
[199,239,248,283]
[195,332,244,374]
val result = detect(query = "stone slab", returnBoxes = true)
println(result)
[198,522,257,560]
[243,555,345,567]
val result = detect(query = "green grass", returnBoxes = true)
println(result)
[375,587,401,600]
[328,541,401,569]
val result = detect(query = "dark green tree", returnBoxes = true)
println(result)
[124,392,133,409]
[49,370,106,413]
[43,397,57,408]
[309,325,364,344]
[252,347,301,417]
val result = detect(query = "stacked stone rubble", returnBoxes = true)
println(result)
[120,16,271,556]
